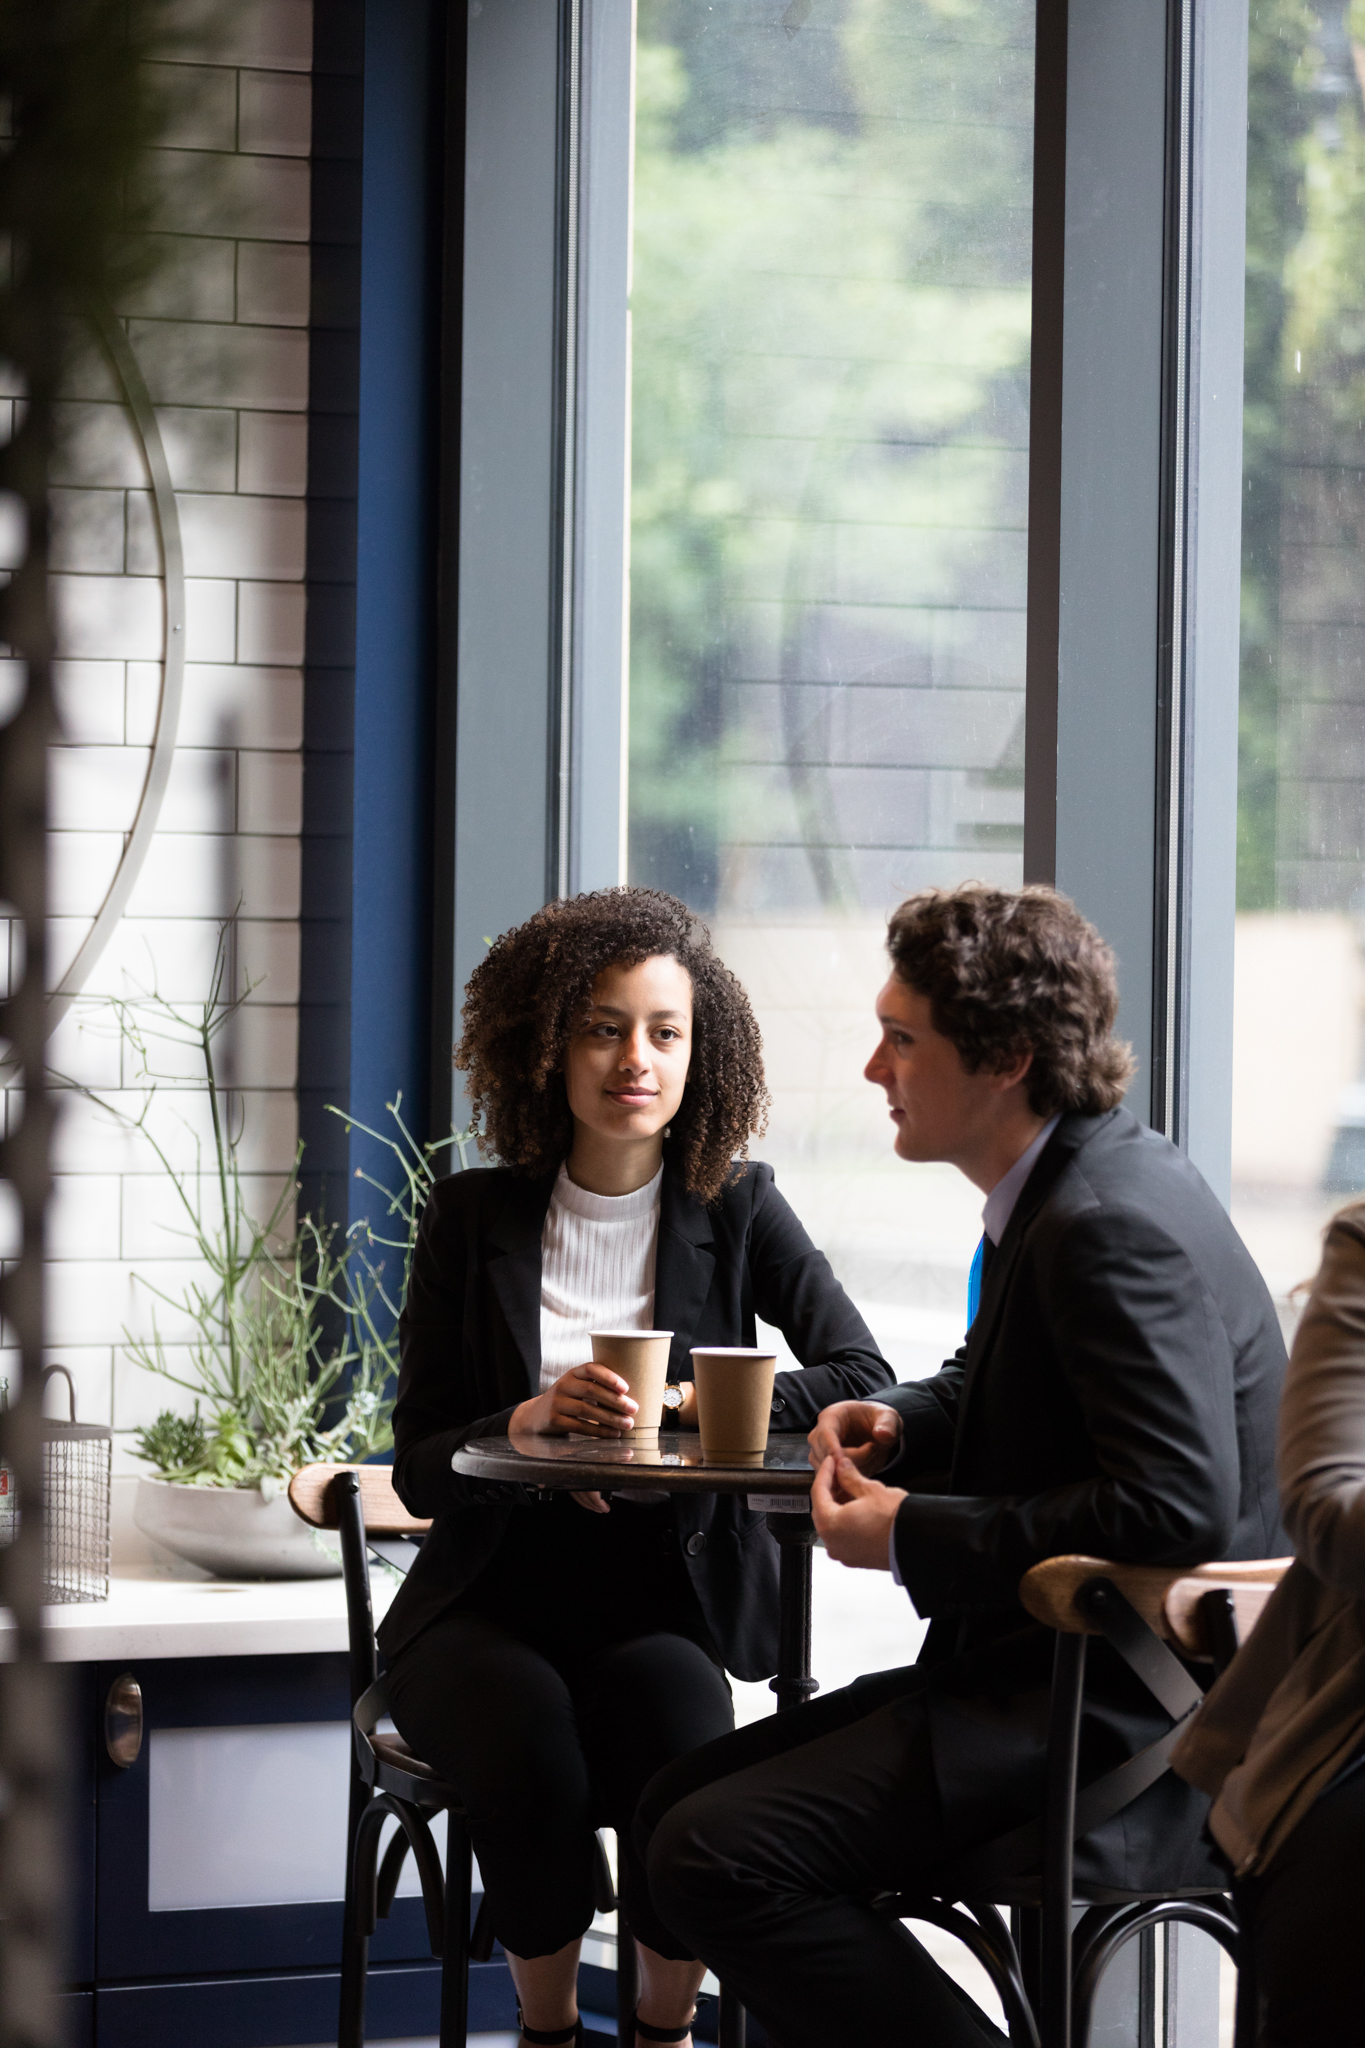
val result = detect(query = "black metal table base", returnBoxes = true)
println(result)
[768,1511,819,1714]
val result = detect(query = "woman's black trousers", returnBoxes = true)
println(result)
[384,1495,735,1960]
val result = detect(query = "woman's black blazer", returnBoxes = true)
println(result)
[376,1155,892,1680]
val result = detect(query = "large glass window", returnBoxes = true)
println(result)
[1233,0,1365,1325]
[623,0,1035,1403]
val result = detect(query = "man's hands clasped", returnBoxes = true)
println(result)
[806,1399,904,1474]
[806,1399,908,1571]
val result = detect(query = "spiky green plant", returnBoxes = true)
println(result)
[327,1096,475,1396]
[79,928,469,1489]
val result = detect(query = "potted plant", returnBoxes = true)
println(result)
[83,933,466,1579]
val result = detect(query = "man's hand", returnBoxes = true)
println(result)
[810,1453,906,1570]
[807,1399,903,1475]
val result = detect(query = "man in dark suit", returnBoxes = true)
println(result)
[637,883,1287,2048]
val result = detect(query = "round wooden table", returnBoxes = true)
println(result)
[452,1431,820,1712]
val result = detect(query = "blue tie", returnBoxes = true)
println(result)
[967,1233,987,1329]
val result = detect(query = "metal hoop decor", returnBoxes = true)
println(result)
[45,303,186,1032]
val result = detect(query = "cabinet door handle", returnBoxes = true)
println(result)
[104,1673,143,1768]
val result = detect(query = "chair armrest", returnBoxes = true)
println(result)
[288,1462,432,1536]
[1163,1562,1291,1655]
[1020,1554,1292,1646]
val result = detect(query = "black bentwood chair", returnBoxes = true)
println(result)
[874,1553,1291,2048]
[288,1465,632,2048]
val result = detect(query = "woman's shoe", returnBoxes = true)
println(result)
[634,2011,697,2043]
[517,2015,585,2046]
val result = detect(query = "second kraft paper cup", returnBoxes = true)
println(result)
[590,1330,674,1437]
[690,1346,777,1459]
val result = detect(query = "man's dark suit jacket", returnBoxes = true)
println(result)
[377,1155,892,1680]
[878,1106,1287,1893]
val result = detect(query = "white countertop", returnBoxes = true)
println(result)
[0,1564,397,1664]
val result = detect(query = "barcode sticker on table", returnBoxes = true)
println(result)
[751,1494,809,1513]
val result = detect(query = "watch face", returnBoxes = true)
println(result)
[662,1384,683,1410]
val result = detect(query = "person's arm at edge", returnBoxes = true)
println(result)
[1278,1211,1365,1598]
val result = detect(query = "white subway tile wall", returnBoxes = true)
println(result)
[1,3,313,1463]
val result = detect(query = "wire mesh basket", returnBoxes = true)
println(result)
[41,1366,111,1603]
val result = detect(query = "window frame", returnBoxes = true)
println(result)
[434,0,1251,1198]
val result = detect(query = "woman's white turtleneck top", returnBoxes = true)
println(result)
[537,1161,664,1390]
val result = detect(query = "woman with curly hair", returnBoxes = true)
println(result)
[377,887,891,2048]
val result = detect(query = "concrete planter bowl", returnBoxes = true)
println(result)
[133,1475,343,1580]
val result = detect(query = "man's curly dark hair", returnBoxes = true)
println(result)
[887,883,1136,1117]
[455,888,770,1205]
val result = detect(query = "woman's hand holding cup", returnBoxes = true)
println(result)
[511,1362,639,1439]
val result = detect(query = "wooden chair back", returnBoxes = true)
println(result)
[1021,1553,1292,1658]
[288,1462,431,1538]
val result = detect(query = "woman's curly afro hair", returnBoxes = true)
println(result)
[887,882,1136,1117]
[455,887,770,1205]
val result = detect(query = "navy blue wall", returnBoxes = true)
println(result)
[347,0,445,1230]
[299,0,364,1230]
[300,0,445,1239]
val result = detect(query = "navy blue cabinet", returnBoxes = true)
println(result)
[93,1653,434,1979]
[78,1649,516,2047]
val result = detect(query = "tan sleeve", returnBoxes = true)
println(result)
[1279,1205,1365,1597]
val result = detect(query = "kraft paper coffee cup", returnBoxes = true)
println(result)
[690,1347,777,1459]
[590,1330,674,1437]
